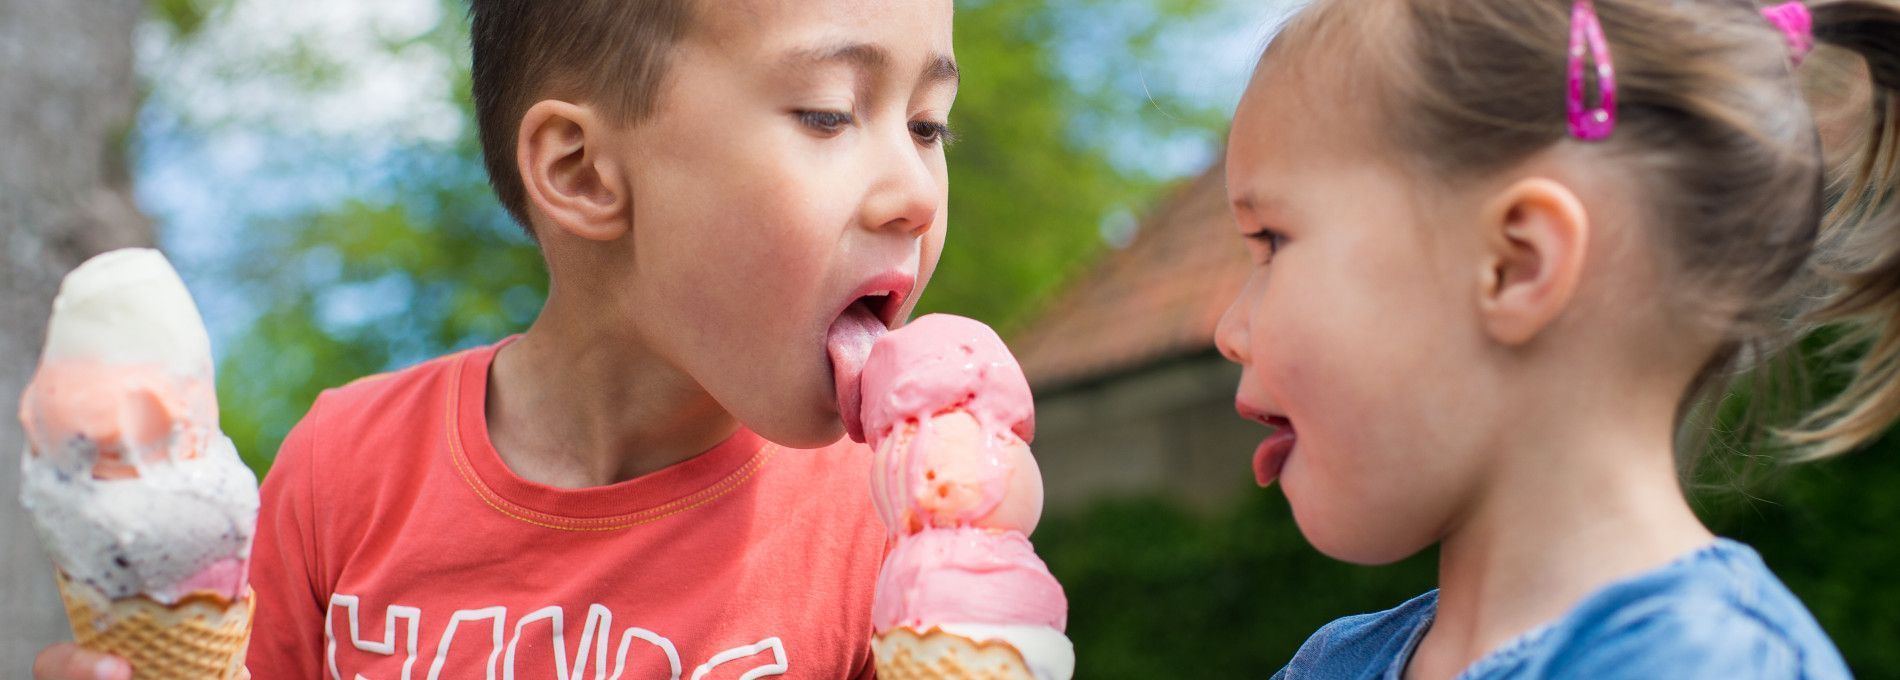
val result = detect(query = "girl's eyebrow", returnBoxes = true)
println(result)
[1231,194,1278,215]
[1231,192,1294,226]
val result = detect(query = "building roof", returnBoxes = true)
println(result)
[1012,162,1250,391]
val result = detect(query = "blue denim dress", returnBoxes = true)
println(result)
[1272,539,1851,679]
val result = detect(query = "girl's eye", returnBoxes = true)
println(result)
[910,120,956,146]
[797,110,855,135]
[1243,228,1285,260]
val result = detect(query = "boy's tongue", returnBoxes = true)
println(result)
[828,301,886,443]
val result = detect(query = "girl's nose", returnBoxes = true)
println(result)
[1215,284,1252,365]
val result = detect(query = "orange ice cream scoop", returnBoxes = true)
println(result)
[872,409,1044,536]
[859,315,1045,537]
[20,361,214,479]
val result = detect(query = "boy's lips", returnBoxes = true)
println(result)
[829,271,917,443]
[1237,400,1294,488]
[839,272,916,329]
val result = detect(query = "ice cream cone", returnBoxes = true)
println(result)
[873,627,1036,680]
[55,570,252,679]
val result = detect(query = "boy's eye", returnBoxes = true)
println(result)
[797,110,855,135]
[910,120,956,146]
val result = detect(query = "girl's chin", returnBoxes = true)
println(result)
[1287,492,1440,566]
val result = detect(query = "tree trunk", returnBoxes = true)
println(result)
[1,0,152,671]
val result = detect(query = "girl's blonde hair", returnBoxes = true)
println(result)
[1267,0,1900,461]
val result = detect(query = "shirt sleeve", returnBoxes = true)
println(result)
[1546,594,1804,680]
[245,399,330,678]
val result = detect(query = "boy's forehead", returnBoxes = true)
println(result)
[696,0,954,53]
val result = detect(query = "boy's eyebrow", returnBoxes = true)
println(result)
[787,42,960,86]
[793,42,890,71]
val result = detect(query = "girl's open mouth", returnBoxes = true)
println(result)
[1253,416,1294,488]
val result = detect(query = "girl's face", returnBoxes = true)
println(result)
[1216,63,1501,564]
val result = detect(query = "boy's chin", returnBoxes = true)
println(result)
[746,411,849,450]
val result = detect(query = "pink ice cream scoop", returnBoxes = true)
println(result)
[860,314,1042,536]
[872,527,1067,632]
[860,314,1035,446]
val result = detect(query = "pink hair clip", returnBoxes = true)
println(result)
[1567,0,1616,141]
[1762,2,1815,66]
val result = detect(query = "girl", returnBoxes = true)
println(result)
[1215,0,1898,677]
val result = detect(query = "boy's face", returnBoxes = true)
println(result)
[603,0,956,448]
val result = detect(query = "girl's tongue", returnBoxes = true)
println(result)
[828,300,886,443]
[1254,418,1296,488]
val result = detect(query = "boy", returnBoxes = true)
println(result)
[34,0,957,677]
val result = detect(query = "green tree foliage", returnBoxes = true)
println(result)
[925,0,1224,332]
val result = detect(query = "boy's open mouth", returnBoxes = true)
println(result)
[828,278,913,443]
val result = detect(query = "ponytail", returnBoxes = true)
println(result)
[1787,0,1900,458]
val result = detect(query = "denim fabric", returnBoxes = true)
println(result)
[1271,539,1851,679]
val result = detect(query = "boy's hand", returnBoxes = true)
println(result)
[31,643,251,680]
[32,643,130,680]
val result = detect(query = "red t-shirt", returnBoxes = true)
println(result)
[248,340,887,679]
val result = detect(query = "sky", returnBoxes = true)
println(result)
[131,0,1299,354]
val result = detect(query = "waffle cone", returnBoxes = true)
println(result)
[55,571,253,679]
[873,627,1036,680]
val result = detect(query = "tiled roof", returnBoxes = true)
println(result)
[1013,162,1250,391]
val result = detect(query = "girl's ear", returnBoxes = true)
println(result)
[1475,177,1590,346]
[517,99,630,242]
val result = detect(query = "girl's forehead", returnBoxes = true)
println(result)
[1230,71,1388,180]
[1236,5,1412,154]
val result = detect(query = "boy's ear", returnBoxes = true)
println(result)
[517,100,629,241]
[1476,177,1590,346]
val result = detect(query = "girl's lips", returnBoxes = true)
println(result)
[1252,416,1294,488]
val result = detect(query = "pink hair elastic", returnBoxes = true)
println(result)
[1567,0,1616,141]
[1762,2,1815,66]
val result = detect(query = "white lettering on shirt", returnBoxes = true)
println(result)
[325,595,790,680]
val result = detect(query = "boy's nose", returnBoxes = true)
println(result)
[861,135,941,238]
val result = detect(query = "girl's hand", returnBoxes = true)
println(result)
[31,643,130,680]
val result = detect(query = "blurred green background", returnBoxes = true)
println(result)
[66,0,1900,675]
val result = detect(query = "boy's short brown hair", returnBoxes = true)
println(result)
[469,0,694,239]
